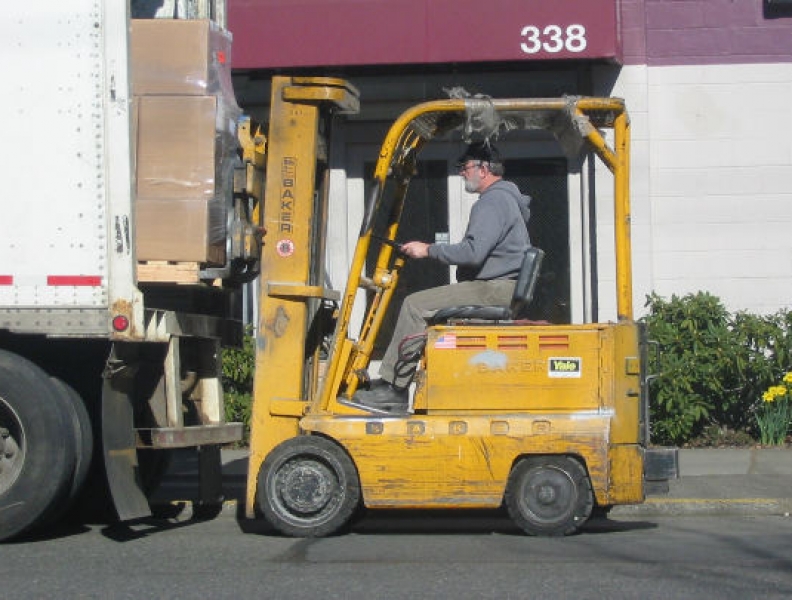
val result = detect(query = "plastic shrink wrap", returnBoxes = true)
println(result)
[131,19,241,265]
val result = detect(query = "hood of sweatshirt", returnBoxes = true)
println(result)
[489,180,532,225]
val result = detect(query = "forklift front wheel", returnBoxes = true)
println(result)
[504,455,593,536]
[256,436,361,537]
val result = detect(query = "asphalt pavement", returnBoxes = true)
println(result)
[154,447,792,518]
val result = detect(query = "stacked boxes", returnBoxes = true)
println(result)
[131,19,241,265]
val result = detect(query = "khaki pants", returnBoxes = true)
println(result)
[378,279,516,388]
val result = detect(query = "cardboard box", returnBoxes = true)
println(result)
[136,198,225,264]
[134,95,226,264]
[131,19,233,97]
[136,95,217,200]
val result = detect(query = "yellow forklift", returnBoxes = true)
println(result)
[245,76,675,537]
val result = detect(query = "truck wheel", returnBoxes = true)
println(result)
[34,378,94,528]
[0,351,76,541]
[257,436,360,537]
[505,455,593,536]
[52,378,93,501]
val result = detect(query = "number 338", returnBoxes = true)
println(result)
[520,24,588,54]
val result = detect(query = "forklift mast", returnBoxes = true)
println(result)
[245,77,359,516]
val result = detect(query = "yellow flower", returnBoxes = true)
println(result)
[763,385,788,402]
[784,372,792,384]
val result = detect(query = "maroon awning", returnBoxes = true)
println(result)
[228,0,620,70]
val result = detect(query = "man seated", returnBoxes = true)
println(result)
[354,141,533,406]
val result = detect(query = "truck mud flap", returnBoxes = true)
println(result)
[102,361,151,522]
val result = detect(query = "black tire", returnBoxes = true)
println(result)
[256,436,360,537]
[504,455,593,537]
[33,378,95,529]
[50,378,94,504]
[0,350,77,541]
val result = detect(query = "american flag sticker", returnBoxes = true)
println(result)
[434,333,457,349]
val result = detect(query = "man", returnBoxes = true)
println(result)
[353,141,532,406]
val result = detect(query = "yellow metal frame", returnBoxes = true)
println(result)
[319,96,633,407]
[246,90,645,520]
[245,77,360,516]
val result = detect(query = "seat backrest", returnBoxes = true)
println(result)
[509,246,545,319]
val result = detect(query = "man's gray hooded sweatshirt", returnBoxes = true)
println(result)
[427,180,532,281]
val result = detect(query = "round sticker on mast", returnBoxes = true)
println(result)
[276,239,295,257]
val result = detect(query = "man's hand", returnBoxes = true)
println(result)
[400,241,431,259]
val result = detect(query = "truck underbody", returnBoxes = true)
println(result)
[0,1,254,541]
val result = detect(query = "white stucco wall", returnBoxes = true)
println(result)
[603,62,792,318]
[591,64,652,321]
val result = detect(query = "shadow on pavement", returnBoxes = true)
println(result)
[236,505,658,538]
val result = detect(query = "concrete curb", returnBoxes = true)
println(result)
[612,498,792,518]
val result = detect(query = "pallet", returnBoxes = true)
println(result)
[137,261,200,284]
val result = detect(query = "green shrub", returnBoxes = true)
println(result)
[728,311,792,431]
[221,330,256,442]
[643,292,732,444]
[644,292,792,446]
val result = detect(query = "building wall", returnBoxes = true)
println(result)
[591,64,652,321]
[622,0,792,66]
[229,1,792,320]
[603,1,792,317]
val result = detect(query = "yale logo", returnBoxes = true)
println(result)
[548,357,582,378]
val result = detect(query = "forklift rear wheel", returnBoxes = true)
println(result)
[505,455,593,536]
[257,436,361,537]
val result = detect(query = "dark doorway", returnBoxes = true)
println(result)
[366,160,449,358]
[506,158,570,323]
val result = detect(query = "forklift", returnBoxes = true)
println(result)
[244,76,675,537]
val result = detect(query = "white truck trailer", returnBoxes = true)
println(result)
[0,0,259,540]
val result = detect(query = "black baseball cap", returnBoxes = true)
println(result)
[455,141,502,167]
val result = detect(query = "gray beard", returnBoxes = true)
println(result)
[464,176,479,193]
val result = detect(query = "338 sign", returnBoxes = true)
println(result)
[520,24,588,55]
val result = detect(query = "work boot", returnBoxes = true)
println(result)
[365,378,389,390]
[353,380,408,407]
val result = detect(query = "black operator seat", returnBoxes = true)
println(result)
[428,247,545,324]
